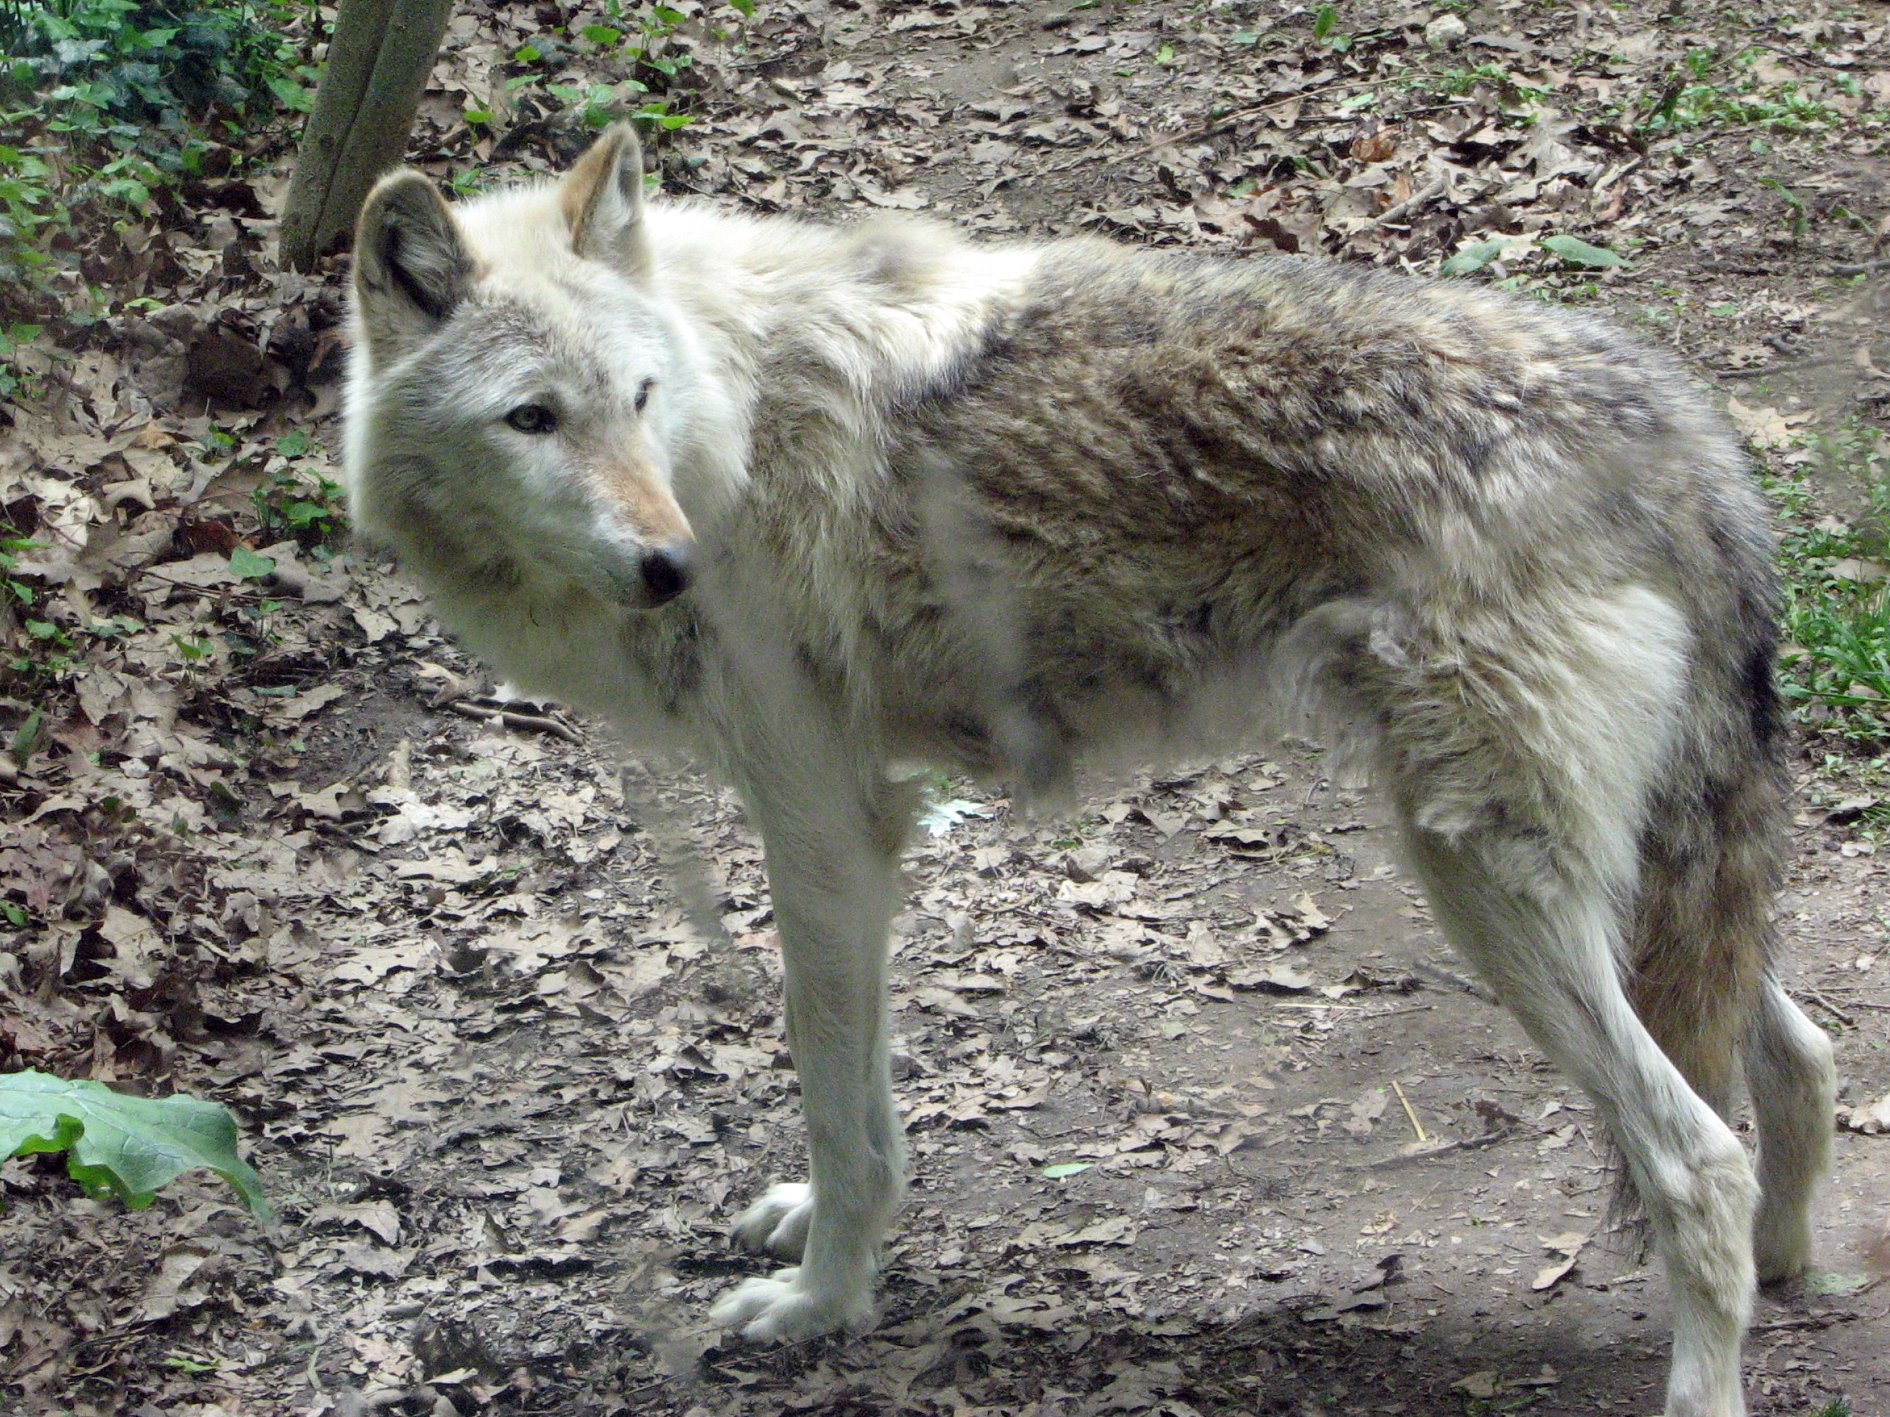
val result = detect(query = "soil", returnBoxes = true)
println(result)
[3,3,1888,1416]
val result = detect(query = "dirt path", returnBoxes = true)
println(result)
[3,3,1887,1415]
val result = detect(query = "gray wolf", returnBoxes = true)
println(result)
[342,123,1836,1417]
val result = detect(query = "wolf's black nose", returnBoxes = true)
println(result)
[640,543,693,605]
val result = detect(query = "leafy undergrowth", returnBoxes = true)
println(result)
[0,2,1886,1415]
[1761,420,1890,832]
[0,1,317,338]
[1775,423,1890,743]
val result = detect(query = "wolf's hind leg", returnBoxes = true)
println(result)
[1744,975,1836,1283]
[1364,585,1756,1417]
[1402,828,1755,1417]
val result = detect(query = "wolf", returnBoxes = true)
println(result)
[342,123,1836,1417]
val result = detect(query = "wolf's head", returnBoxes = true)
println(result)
[344,124,701,614]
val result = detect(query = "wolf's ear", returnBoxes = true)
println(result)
[560,122,651,277]
[353,172,470,360]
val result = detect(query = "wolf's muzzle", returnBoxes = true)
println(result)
[641,543,693,605]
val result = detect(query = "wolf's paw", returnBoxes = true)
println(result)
[731,1182,814,1260]
[708,1267,875,1343]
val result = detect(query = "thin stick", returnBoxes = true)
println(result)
[1392,1079,1428,1143]
[1352,1130,1508,1170]
[1375,174,1447,227]
[1802,987,1857,1028]
[443,698,583,745]
[1748,1312,1864,1333]
[1410,958,1498,1003]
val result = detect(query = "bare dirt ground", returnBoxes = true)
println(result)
[3,3,1888,1415]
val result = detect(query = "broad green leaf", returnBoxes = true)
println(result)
[266,75,312,114]
[1805,1270,1872,1298]
[1538,234,1627,268]
[1043,1162,1094,1179]
[228,546,275,581]
[1313,4,1336,40]
[1440,239,1508,276]
[10,707,42,758]
[0,1070,271,1218]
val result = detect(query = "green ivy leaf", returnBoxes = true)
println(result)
[1043,1162,1094,1179]
[9,707,42,759]
[1538,234,1628,268]
[266,75,312,114]
[1441,239,1509,276]
[0,1070,271,1218]
[228,547,275,581]
[1805,1270,1872,1298]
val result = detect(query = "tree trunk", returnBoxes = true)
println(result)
[277,0,455,272]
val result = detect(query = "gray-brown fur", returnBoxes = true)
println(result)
[344,126,1835,1417]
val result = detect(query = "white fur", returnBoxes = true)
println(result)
[342,130,1835,1417]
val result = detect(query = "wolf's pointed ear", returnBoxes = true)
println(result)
[560,122,651,277]
[353,172,470,362]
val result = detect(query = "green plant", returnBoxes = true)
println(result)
[1439,235,1627,280]
[527,1,741,136]
[0,141,60,287]
[0,1068,270,1216]
[0,521,40,605]
[253,434,346,552]
[1311,3,1351,51]
[0,2,314,306]
[1641,48,1840,134]
[1772,425,1890,742]
[1435,62,1552,105]
[1762,178,1810,239]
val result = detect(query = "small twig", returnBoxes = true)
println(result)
[1801,987,1857,1028]
[1716,353,1851,380]
[1352,1129,1510,1171]
[1366,1003,1436,1022]
[443,698,583,745]
[1375,174,1448,227]
[1749,1310,1863,1333]
[1828,257,1890,277]
[1392,1079,1428,1143]
[1409,958,1498,1003]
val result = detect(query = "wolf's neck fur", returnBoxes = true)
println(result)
[644,200,1046,426]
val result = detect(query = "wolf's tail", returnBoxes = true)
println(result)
[1627,527,1835,1284]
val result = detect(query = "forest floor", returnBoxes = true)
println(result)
[2,2,1888,1415]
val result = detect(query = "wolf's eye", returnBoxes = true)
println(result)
[505,404,557,435]
[634,378,655,414]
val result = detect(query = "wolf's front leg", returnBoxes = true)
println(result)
[708,774,910,1342]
